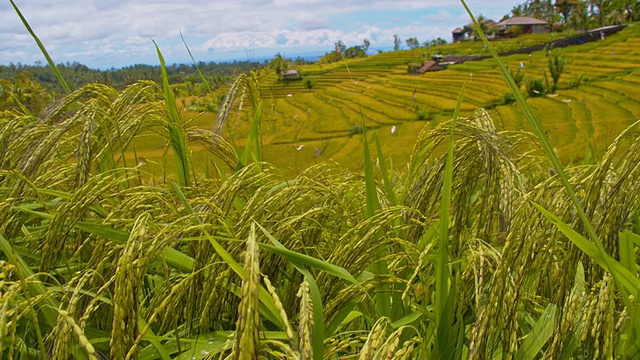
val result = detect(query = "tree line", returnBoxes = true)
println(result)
[0,60,263,114]
[509,0,638,30]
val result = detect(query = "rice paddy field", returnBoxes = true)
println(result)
[228,24,640,174]
[2,4,640,358]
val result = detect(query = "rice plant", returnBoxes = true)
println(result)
[1,1,640,359]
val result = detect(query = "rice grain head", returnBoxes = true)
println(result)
[234,223,261,360]
[297,279,314,360]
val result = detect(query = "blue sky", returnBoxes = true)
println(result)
[0,0,522,69]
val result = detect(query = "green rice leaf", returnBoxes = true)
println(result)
[170,183,283,328]
[9,0,70,94]
[363,129,381,218]
[620,231,637,277]
[180,31,212,93]
[239,101,264,169]
[515,304,556,360]
[154,41,191,187]
[0,234,59,355]
[253,221,325,360]
[434,82,465,359]
[255,222,358,284]
[392,311,424,329]
[533,202,639,293]
[373,131,397,206]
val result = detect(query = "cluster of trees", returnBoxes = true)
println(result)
[404,37,448,50]
[508,0,639,30]
[0,60,263,102]
[0,71,51,114]
[317,39,371,64]
[267,53,314,79]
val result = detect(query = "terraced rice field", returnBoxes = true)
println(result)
[159,25,638,176]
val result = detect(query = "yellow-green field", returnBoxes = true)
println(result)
[131,24,640,177]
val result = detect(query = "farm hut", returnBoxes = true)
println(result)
[281,69,301,81]
[496,16,550,35]
[452,27,465,43]
[483,20,498,39]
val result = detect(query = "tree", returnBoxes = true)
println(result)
[547,48,567,93]
[602,0,640,23]
[393,35,402,51]
[362,39,371,55]
[344,46,366,59]
[555,0,582,24]
[0,71,51,114]
[334,40,347,55]
[405,37,420,49]
[269,53,288,79]
[512,0,556,24]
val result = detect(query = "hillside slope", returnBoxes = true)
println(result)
[157,25,639,176]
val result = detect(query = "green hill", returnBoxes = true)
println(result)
[229,25,639,175]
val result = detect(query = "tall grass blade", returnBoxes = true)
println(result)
[9,0,70,94]
[362,128,381,217]
[620,232,638,277]
[179,31,211,93]
[255,222,328,360]
[359,112,392,321]
[170,183,283,327]
[460,0,616,289]
[434,82,465,359]
[154,41,191,186]
[515,304,556,360]
[533,203,639,292]
[373,132,397,206]
[238,101,264,170]
[0,234,58,327]
[255,222,358,284]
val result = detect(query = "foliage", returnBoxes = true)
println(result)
[405,37,420,50]
[302,77,314,89]
[3,3,640,358]
[0,71,52,114]
[347,124,364,136]
[0,61,261,95]
[547,48,568,93]
[526,76,547,97]
[501,91,516,104]
[362,38,371,55]
[269,53,289,79]
[510,67,525,88]
[568,73,585,88]
[393,35,402,51]
[316,40,368,64]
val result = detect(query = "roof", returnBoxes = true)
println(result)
[282,69,298,75]
[417,60,446,73]
[497,16,549,27]
[452,27,464,34]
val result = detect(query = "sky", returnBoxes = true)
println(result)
[0,0,522,70]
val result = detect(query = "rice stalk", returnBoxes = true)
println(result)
[109,213,150,360]
[297,279,314,360]
[234,224,261,360]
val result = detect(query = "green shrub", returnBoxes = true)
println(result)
[510,68,525,88]
[547,48,568,93]
[501,92,516,105]
[569,74,585,89]
[302,77,314,89]
[347,125,364,136]
[526,77,546,97]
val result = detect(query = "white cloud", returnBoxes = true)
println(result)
[1,0,522,68]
